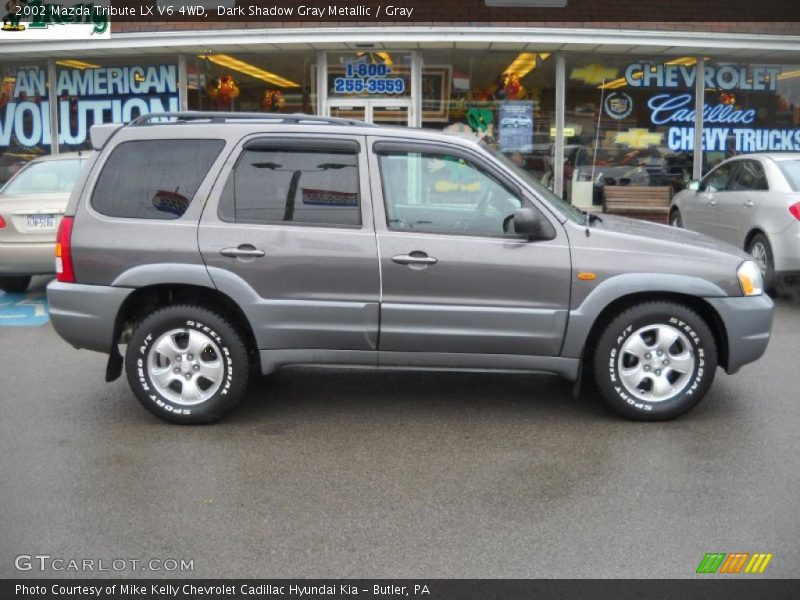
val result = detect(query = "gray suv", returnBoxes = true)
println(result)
[47,112,774,424]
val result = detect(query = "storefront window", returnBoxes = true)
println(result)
[324,51,412,125]
[327,51,412,100]
[565,55,697,207]
[701,61,800,174]
[54,56,180,154]
[0,61,48,184]
[419,48,556,182]
[190,51,317,115]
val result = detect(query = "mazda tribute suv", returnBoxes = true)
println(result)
[47,113,774,424]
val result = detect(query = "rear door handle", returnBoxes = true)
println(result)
[391,252,438,266]
[745,200,755,207]
[708,198,717,206]
[220,244,265,258]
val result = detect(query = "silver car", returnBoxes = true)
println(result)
[47,113,773,424]
[0,152,86,293]
[670,153,800,290]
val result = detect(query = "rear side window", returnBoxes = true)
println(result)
[218,147,361,227]
[777,160,800,191]
[729,160,768,191]
[92,139,224,219]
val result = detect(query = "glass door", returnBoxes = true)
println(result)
[328,102,367,122]
[327,100,410,126]
[369,102,409,126]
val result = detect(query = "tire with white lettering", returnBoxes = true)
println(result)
[125,304,249,424]
[592,301,717,420]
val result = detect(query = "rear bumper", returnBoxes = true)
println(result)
[46,281,132,353]
[705,294,774,374]
[0,241,55,275]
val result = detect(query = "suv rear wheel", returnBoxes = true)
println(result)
[125,304,249,424]
[593,301,717,420]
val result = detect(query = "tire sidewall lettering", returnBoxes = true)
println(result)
[135,319,235,416]
[608,314,704,412]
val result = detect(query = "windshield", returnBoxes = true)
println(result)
[777,159,800,192]
[482,142,585,224]
[2,159,84,196]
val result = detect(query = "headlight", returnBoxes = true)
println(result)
[737,260,764,296]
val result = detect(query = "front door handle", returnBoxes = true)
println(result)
[220,244,265,258]
[708,198,717,206]
[391,252,438,266]
[744,200,755,207]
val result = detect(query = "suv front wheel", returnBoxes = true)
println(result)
[593,301,717,420]
[125,304,249,424]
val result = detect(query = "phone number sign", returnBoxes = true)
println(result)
[334,61,406,95]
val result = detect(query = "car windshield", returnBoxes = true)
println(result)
[1,158,84,196]
[777,159,800,191]
[481,142,585,224]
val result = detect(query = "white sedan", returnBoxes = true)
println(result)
[670,153,800,290]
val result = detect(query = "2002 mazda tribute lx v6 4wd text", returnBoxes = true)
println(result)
[46,112,774,424]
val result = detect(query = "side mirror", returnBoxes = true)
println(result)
[687,179,701,191]
[513,207,543,239]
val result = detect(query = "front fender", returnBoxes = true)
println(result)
[560,272,729,358]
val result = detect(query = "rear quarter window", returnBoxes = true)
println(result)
[777,159,800,192]
[91,139,224,219]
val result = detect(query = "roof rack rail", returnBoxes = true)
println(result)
[129,111,376,128]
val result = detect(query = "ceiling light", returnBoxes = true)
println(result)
[199,54,300,88]
[777,68,800,80]
[504,52,550,79]
[56,60,100,70]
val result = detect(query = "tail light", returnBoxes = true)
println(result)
[790,202,800,221]
[0,215,6,229]
[55,216,75,283]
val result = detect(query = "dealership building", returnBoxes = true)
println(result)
[3,0,800,203]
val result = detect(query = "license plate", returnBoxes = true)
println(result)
[27,214,57,232]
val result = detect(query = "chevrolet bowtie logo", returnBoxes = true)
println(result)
[614,128,664,149]
[696,552,774,574]
[570,64,619,85]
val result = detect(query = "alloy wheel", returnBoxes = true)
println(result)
[617,324,696,402]
[146,328,224,405]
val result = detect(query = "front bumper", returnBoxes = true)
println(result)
[47,281,133,353]
[705,294,774,374]
[0,241,55,275]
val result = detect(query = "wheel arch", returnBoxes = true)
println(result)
[743,227,769,251]
[107,283,259,381]
[580,291,729,373]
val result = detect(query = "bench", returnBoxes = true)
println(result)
[602,186,672,224]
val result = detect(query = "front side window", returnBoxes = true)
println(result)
[377,151,522,237]
[729,160,768,191]
[92,139,224,219]
[218,148,361,227]
[702,161,737,192]
[2,159,84,196]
